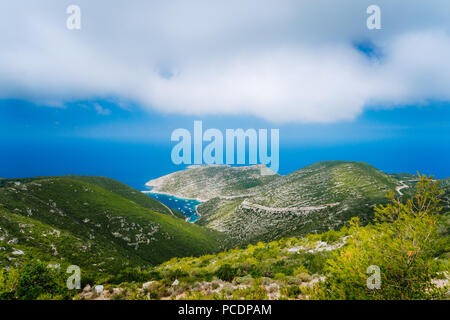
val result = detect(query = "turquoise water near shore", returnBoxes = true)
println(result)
[147,193,202,223]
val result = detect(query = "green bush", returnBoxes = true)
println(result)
[215,264,240,282]
[111,268,151,284]
[235,275,253,285]
[321,230,341,243]
[313,174,447,300]
[287,285,301,298]
[0,261,73,300]
[166,269,189,281]
[303,253,328,275]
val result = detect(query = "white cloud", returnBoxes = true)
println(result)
[145,45,375,123]
[1,1,450,123]
[94,103,111,116]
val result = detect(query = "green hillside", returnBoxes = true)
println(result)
[0,172,448,300]
[143,161,450,246]
[73,175,449,300]
[1,175,182,218]
[0,176,226,276]
[63,175,185,219]
[145,165,280,201]
[254,161,400,205]
[196,161,405,245]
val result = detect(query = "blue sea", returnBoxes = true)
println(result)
[147,193,202,223]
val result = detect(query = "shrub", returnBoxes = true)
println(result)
[313,174,447,300]
[273,273,286,280]
[211,282,220,290]
[0,261,73,300]
[321,230,341,243]
[166,269,189,281]
[297,273,312,282]
[286,277,302,285]
[215,264,240,282]
[293,265,309,277]
[112,268,148,284]
[287,285,301,298]
[235,275,253,285]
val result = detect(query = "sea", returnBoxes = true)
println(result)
[147,193,202,223]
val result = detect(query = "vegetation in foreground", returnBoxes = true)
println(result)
[1,175,448,300]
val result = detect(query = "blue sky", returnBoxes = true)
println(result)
[1,1,449,188]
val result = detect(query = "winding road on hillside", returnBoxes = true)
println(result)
[396,180,409,196]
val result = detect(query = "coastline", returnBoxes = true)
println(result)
[142,189,203,221]
[141,189,209,203]
[194,203,201,220]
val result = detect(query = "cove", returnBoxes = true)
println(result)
[147,193,202,223]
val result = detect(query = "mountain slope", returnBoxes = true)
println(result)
[1,176,179,217]
[0,176,226,274]
[250,161,400,207]
[145,165,280,201]
[153,161,406,245]
[63,175,185,219]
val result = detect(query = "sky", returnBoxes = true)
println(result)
[0,1,449,189]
